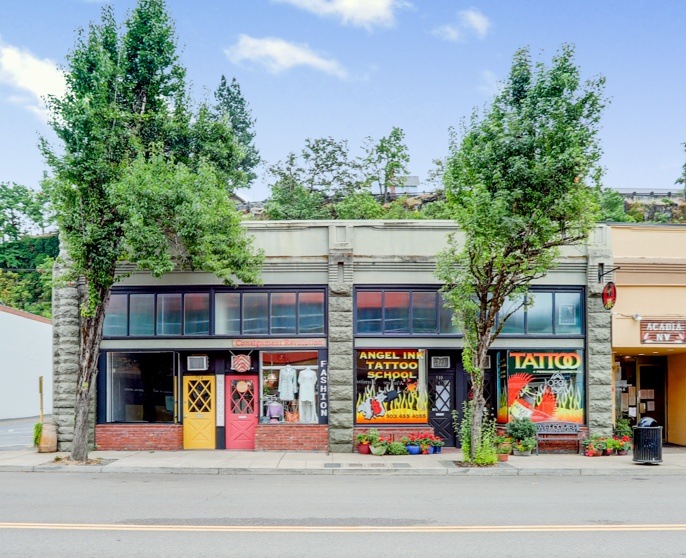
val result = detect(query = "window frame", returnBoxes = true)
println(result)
[102,286,328,339]
[353,286,585,338]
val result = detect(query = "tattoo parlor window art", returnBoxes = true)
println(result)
[497,350,584,425]
[356,350,428,424]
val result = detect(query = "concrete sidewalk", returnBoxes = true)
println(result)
[2,446,686,476]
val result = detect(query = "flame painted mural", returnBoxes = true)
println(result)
[356,350,428,424]
[497,350,584,424]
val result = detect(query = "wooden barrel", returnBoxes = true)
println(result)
[38,423,57,453]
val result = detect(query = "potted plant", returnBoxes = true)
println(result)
[419,435,435,454]
[496,433,513,454]
[506,418,537,444]
[594,437,613,455]
[496,443,511,461]
[431,436,445,453]
[370,436,390,456]
[615,436,632,455]
[356,432,372,454]
[583,436,603,457]
[403,435,421,455]
[513,437,535,456]
[388,441,410,455]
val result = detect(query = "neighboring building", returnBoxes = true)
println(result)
[0,305,52,420]
[610,223,686,444]
[52,221,614,452]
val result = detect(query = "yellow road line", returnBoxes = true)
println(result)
[1,523,686,533]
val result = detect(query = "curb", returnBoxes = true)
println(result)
[2,464,685,476]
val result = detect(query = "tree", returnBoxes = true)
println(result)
[598,188,636,222]
[0,182,50,243]
[333,191,385,219]
[677,143,686,199]
[41,1,263,462]
[361,127,410,204]
[213,76,260,184]
[435,45,606,461]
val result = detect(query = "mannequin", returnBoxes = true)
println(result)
[298,367,317,423]
[278,364,298,401]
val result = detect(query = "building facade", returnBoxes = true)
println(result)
[52,221,614,452]
[610,223,686,444]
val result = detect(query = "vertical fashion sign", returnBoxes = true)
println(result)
[318,351,328,424]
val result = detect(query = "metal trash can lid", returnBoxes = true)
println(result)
[637,417,658,427]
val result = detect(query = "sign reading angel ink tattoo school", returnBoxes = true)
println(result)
[355,350,428,424]
[497,350,585,425]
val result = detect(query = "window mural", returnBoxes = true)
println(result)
[355,349,428,424]
[497,350,584,424]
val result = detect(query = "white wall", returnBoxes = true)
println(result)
[0,309,52,420]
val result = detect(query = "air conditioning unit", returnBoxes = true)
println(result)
[187,355,209,371]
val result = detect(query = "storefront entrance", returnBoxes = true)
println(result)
[183,375,216,449]
[225,375,259,450]
[428,372,456,447]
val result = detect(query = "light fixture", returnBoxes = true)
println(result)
[633,313,642,322]
[638,353,644,356]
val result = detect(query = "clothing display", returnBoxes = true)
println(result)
[299,401,317,423]
[298,368,317,402]
[278,365,298,401]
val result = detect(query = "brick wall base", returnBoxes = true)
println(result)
[95,424,183,451]
[255,425,328,452]
[497,425,589,454]
[352,426,435,452]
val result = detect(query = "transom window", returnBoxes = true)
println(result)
[103,290,326,337]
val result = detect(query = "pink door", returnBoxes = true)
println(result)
[225,375,258,450]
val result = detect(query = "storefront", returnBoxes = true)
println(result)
[611,223,686,443]
[95,287,330,451]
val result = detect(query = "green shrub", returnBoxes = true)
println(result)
[33,422,42,446]
[388,441,409,455]
[506,417,537,442]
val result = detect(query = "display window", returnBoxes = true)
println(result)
[355,349,428,424]
[497,349,585,424]
[106,352,175,423]
[259,351,319,424]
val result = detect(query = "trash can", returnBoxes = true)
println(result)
[632,418,663,464]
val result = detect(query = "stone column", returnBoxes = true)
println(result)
[51,242,92,451]
[327,225,354,453]
[586,225,614,437]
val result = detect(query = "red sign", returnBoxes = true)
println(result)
[232,338,326,348]
[641,320,686,344]
[602,282,617,310]
[231,354,252,372]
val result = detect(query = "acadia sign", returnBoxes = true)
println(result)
[640,320,686,344]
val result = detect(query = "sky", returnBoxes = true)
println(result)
[1,0,685,202]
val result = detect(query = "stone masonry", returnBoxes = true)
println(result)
[585,226,614,437]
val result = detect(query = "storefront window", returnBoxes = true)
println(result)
[271,292,297,335]
[298,292,325,334]
[439,294,460,334]
[384,291,410,333]
[103,294,128,336]
[357,291,382,333]
[499,296,525,334]
[157,294,182,335]
[243,293,268,334]
[107,352,175,422]
[184,293,209,335]
[355,349,428,424]
[260,351,319,423]
[412,292,438,334]
[215,292,240,335]
[555,292,582,334]
[129,294,154,336]
[527,292,553,334]
[497,349,585,424]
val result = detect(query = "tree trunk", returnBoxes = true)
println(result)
[71,288,111,462]
[470,379,485,461]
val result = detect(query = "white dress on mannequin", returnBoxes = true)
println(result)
[298,368,317,423]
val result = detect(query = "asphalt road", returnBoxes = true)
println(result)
[2,472,686,558]
[0,416,48,451]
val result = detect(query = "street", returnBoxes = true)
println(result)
[0,417,44,451]
[2,472,686,557]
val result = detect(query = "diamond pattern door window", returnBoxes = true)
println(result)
[429,379,451,412]
[188,379,213,412]
[230,380,256,414]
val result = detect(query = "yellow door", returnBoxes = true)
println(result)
[183,376,216,449]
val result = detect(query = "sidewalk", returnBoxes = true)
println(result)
[3,446,686,476]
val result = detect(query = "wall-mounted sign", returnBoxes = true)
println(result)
[231,338,327,348]
[231,354,252,372]
[602,282,617,310]
[318,355,329,425]
[640,320,686,344]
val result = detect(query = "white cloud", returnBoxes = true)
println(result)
[271,0,410,29]
[432,8,491,43]
[460,8,491,38]
[0,38,66,121]
[431,24,461,42]
[226,35,347,79]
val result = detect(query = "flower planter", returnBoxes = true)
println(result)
[588,449,603,456]
[407,445,421,455]
[358,442,371,455]
[513,449,532,456]
[370,445,387,456]
[427,446,435,454]
[434,446,442,454]
[498,443,512,454]
[617,449,629,456]
[497,453,509,462]
[603,449,615,456]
